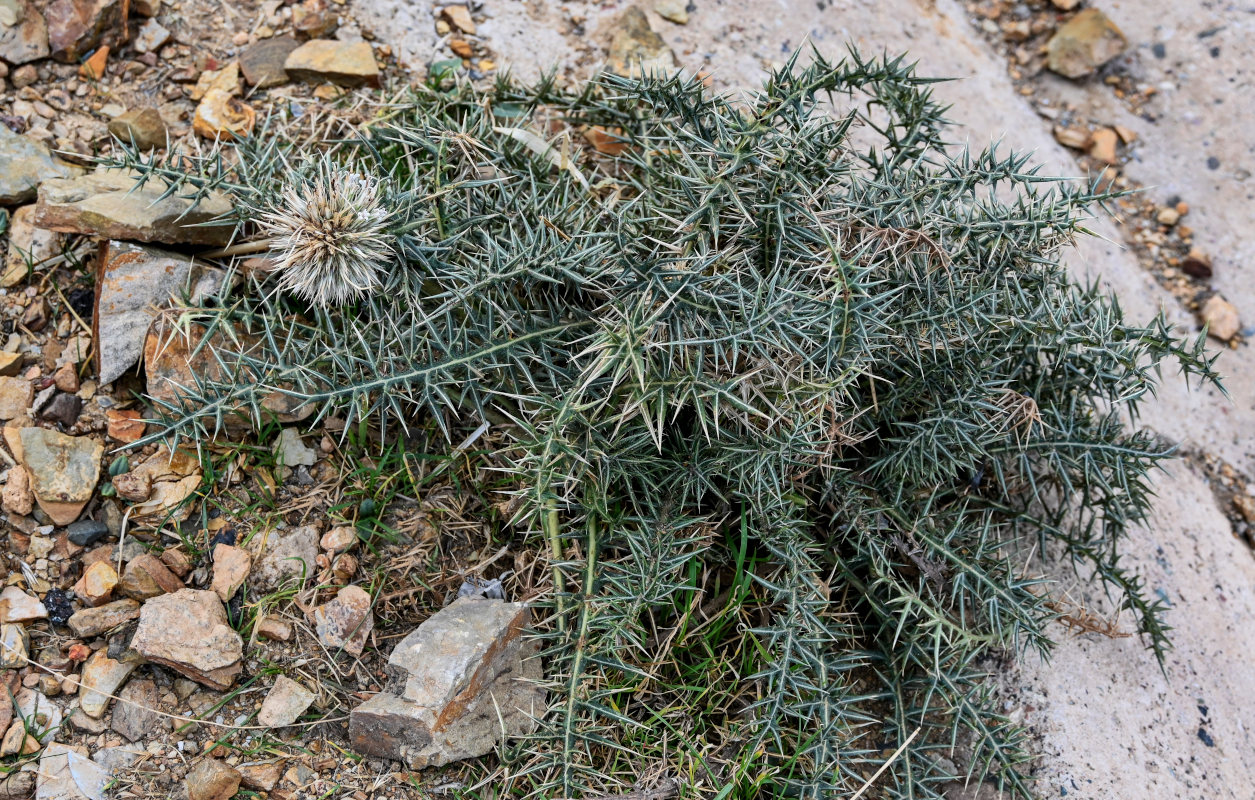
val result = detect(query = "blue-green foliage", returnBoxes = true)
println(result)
[111,48,1218,798]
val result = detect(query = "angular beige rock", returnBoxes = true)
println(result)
[0,115,82,205]
[255,616,292,641]
[1046,8,1127,79]
[3,204,64,288]
[0,622,29,669]
[0,719,36,757]
[0,352,21,377]
[16,689,60,742]
[1,464,32,515]
[0,586,46,623]
[185,759,241,800]
[284,39,380,87]
[37,743,110,800]
[67,598,141,638]
[236,762,281,792]
[110,679,166,742]
[0,0,50,64]
[211,543,251,602]
[440,4,474,33]
[131,16,168,53]
[106,107,168,150]
[0,377,31,420]
[1201,295,1240,342]
[257,675,315,727]
[131,589,243,690]
[117,553,185,600]
[606,6,676,78]
[193,88,256,141]
[349,598,544,768]
[94,240,226,386]
[19,428,103,526]
[34,170,234,247]
[310,585,373,656]
[73,560,118,606]
[653,0,687,24]
[250,525,320,590]
[126,446,203,524]
[78,649,139,718]
[0,770,35,799]
[320,526,356,554]
[110,470,151,502]
[1087,126,1119,165]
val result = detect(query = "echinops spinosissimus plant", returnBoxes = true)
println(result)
[109,48,1220,799]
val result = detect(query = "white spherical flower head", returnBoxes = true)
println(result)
[260,163,395,307]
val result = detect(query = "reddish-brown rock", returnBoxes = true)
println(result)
[105,409,147,443]
[144,316,314,435]
[44,0,120,62]
[185,759,241,800]
[118,553,184,600]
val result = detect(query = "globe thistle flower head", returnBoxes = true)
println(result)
[260,162,395,307]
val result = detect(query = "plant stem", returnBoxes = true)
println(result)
[546,497,567,634]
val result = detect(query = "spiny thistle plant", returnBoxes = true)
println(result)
[109,49,1218,799]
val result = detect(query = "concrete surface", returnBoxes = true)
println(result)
[355,1,1255,796]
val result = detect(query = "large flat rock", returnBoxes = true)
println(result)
[94,240,226,385]
[34,170,234,246]
[0,125,82,205]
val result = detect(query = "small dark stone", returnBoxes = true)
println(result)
[67,287,94,320]
[1151,42,1166,59]
[293,465,315,485]
[1206,156,1221,170]
[1209,46,1221,58]
[40,392,83,426]
[1182,251,1214,279]
[1197,726,1215,747]
[67,518,109,547]
[209,527,236,548]
[227,589,245,629]
[43,587,74,625]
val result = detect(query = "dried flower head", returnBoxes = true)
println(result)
[259,161,394,307]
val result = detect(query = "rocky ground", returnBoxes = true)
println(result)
[1,0,1254,799]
